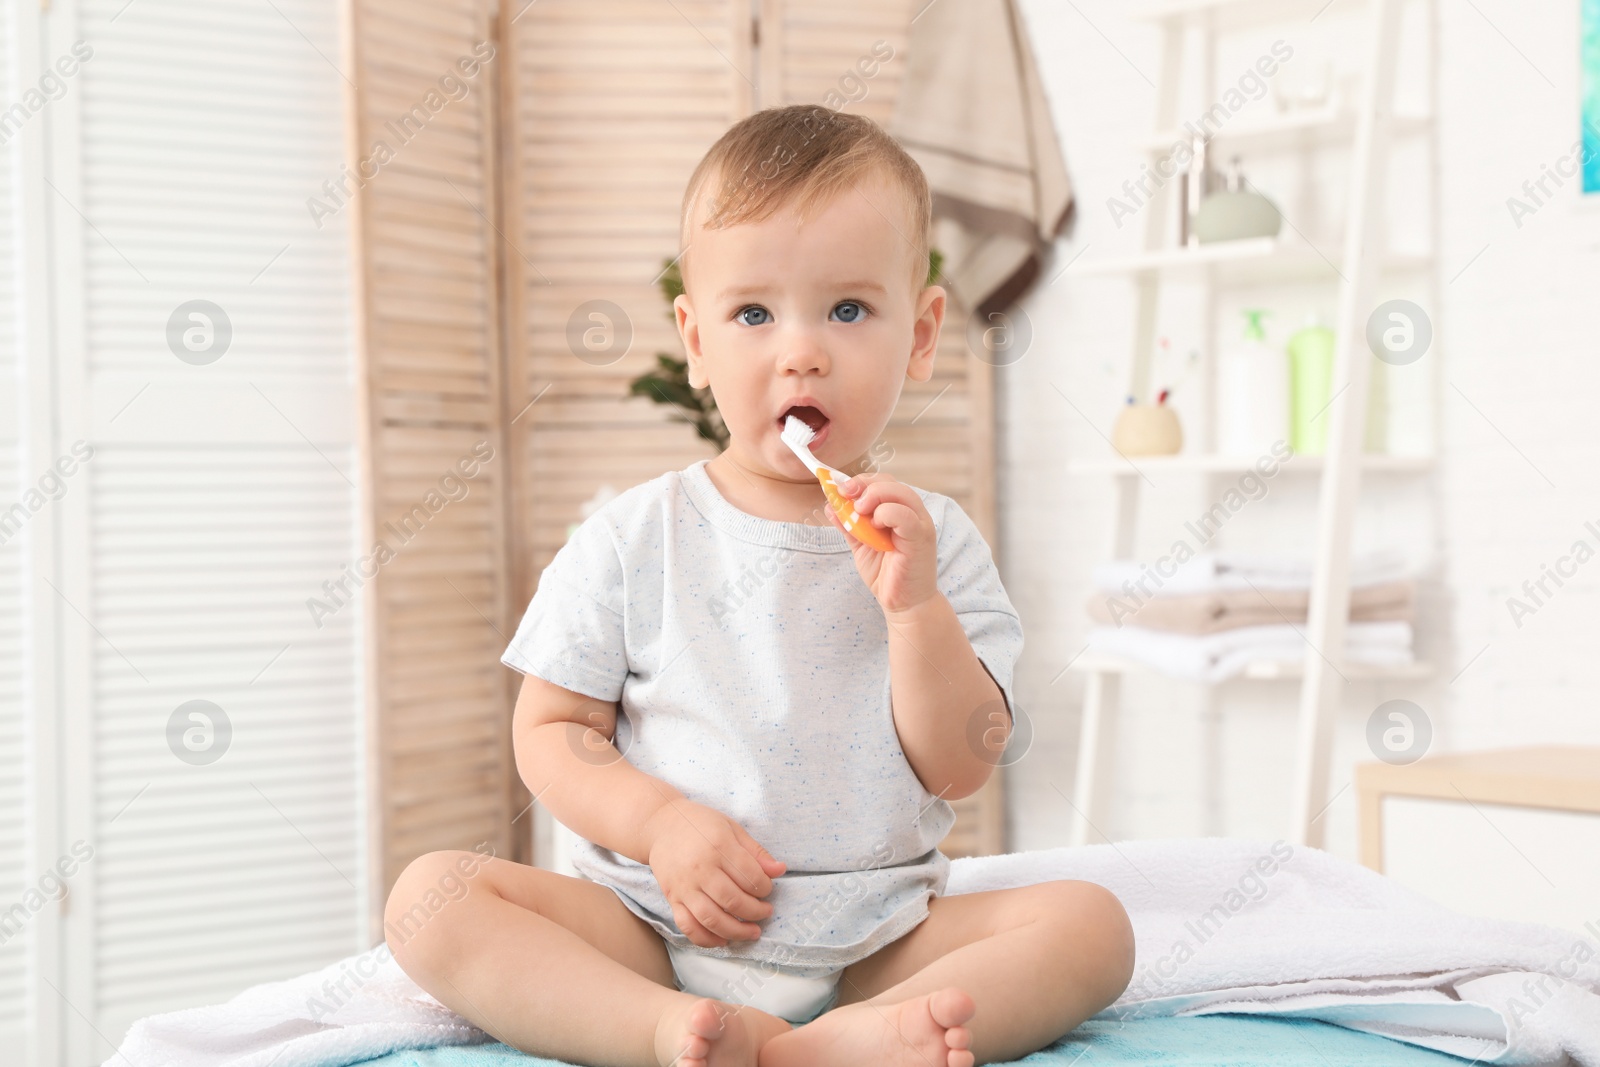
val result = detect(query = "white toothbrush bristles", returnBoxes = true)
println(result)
[782,414,847,483]
[781,413,819,465]
[781,413,815,446]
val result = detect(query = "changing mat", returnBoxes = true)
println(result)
[109,838,1600,1067]
[351,1015,1480,1067]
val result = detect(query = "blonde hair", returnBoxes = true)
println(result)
[679,104,932,290]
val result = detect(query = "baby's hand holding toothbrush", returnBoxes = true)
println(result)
[830,472,939,616]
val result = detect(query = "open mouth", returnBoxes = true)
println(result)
[777,402,831,444]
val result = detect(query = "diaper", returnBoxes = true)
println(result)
[664,941,842,1025]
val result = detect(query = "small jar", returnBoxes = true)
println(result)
[1112,403,1183,456]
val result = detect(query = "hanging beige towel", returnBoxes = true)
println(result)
[889,0,1073,314]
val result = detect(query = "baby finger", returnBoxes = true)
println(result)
[727,824,782,894]
[723,852,776,910]
[706,868,773,923]
[672,898,727,948]
[688,889,762,942]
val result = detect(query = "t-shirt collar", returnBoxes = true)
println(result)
[680,459,852,553]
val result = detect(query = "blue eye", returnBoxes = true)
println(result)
[736,306,771,326]
[831,301,867,323]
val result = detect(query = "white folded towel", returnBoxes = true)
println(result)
[955,839,1600,1065]
[1085,620,1413,681]
[110,839,1598,1067]
[110,941,487,1067]
[1093,550,1413,598]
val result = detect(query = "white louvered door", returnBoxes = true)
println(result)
[40,1,369,1061]
[0,0,33,1051]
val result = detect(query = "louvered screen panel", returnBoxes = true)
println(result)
[347,0,518,906]
[67,0,365,1054]
[759,0,1003,856]
[0,0,28,1040]
[0,459,24,1044]
[504,0,751,585]
[87,451,363,1022]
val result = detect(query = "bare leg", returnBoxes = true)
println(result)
[759,880,1134,1067]
[385,851,795,1067]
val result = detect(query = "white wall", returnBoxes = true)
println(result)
[1001,0,1600,860]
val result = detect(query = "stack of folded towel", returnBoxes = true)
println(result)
[1084,552,1416,681]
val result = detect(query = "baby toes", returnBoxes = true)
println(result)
[928,987,976,1031]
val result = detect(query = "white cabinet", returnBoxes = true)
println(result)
[1380,796,1600,936]
[1358,747,1600,937]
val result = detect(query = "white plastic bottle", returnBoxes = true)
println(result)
[1216,308,1289,456]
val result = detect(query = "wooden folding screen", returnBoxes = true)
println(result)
[500,1,751,554]
[344,0,519,931]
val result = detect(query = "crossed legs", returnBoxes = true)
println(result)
[385,853,1133,1067]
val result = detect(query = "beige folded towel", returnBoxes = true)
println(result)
[1086,580,1417,635]
[889,0,1072,314]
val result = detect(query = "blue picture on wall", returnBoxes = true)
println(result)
[1587,0,1600,192]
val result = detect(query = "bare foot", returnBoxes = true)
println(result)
[654,995,793,1067]
[758,988,976,1067]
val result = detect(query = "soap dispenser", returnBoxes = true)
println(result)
[1194,156,1283,244]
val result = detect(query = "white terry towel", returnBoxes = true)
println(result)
[110,839,1600,1067]
[1093,550,1413,598]
[958,839,1600,1065]
[1085,620,1413,681]
[109,940,486,1067]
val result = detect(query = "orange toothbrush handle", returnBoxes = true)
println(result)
[818,469,896,552]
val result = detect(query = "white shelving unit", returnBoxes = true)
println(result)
[1065,0,1436,849]
[1070,235,1431,285]
[1067,453,1432,476]
[1073,652,1435,683]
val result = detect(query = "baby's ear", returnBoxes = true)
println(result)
[674,293,708,388]
[906,283,945,383]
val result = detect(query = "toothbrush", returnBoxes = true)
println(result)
[780,415,896,552]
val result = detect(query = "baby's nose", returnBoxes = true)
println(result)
[775,330,829,373]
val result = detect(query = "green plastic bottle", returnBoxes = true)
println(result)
[1286,315,1389,455]
[1288,316,1335,454]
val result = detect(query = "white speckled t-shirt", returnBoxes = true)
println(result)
[500,458,1023,978]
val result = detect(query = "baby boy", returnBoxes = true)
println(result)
[386,104,1134,1067]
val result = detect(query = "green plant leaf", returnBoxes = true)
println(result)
[627,335,727,451]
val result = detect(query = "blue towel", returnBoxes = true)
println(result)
[352,1014,1475,1066]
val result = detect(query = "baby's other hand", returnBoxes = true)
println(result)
[830,472,938,614]
[643,798,786,948]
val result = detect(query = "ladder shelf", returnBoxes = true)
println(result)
[1066,0,1436,850]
